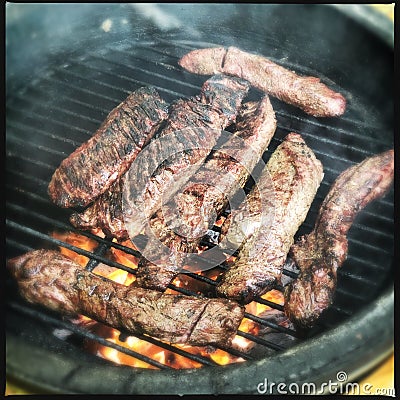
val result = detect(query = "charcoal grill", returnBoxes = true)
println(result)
[6,4,394,395]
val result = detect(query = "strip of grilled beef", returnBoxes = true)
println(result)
[284,149,394,329]
[69,179,127,240]
[7,249,244,347]
[179,46,346,118]
[48,87,169,208]
[216,133,324,304]
[218,155,276,253]
[135,97,277,291]
[72,75,249,239]
[123,74,250,238]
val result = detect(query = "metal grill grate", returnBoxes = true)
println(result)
[6,39,394,370]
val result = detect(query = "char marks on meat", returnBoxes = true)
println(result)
[7,250,244,347]
[216,133,324,304]
[120,74,250,238]
[48,87,169,208]
[70,75,250,239]
[135,97,277,291]
[284,149,394,329]
[179,46,346,118]
[70,179,128,240]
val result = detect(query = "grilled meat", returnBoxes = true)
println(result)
[136,97,277,291]
[117,74,250,238]
[284,149,394,329]
[218,151,277,253]
[7,249,245,347]
[172,97,277,239]
[216,133,324,304]
[179,46,346,118]
[70,179,127,240]
[48,87,169,208]
[70,75,249,239]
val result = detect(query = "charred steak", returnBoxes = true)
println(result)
[7,249,245,347]
[123,74,250,238]
[48,87,169,208]
[216,133,324,304]
[284,149,394,329]
[179,46,346,118]
[74,74,249,239]
[136,97,277,291]
[69,179,127,240]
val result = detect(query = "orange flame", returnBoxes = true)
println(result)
[52,231,99,266]
[52,230,285,369]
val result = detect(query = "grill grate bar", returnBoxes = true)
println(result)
[7,102,90,135]
[254,298,284,312]
[243,312,298,336]
[122,332,220,366]
[347,255,390,271]
[6,189,143,258]
[181,271,220,286]
[6,238,34,253]
[106,46,184,73]
[273,110,390,146]
[7,134,68,158]
[236,330,284,351]
[218,346,253,361]
[8,169,49,187]
[337,270,380,285]
[22,92,104,125]
[85,242,111,272]
[7,119,83,147]
[335,287,367,302]
[299,219,393,254]
[278,123,378,158]
[6,219,138,275]
[31,79,115,114]
[7,301,171,370]
[88,52,202,91]
[110,42,181,61]
[78,59,190,99]
[6,151,55,171]
[44,74,123,104]
[324,305,353,317]
[54,67,131,95]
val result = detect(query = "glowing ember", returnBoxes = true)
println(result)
[52,231,99,266]
[52,230,286,370]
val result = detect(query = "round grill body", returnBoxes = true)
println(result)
[6,4,393,394]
